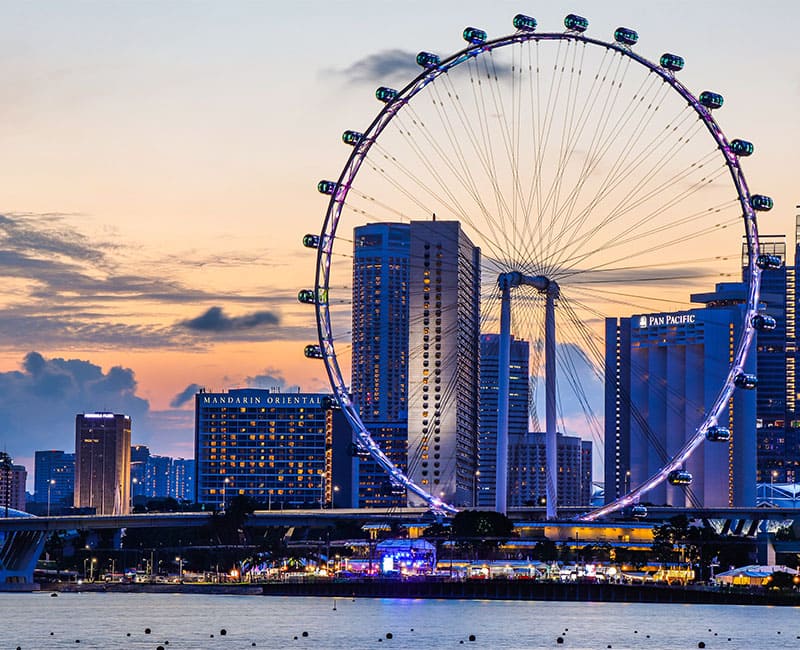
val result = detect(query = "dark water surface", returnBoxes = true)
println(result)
[1,592,798,649]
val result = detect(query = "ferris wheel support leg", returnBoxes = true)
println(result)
[545,288,558,520]
[495,282,512,515]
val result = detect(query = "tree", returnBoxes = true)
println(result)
[450,510,515,559]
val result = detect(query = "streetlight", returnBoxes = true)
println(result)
[222,477,230,512]
[47,479,57,516]
[333,485,340,509]
[771,470,779,506]
[130,476,139,511]
[175,556,183,583]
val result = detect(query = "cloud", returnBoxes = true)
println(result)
[244,369,300,393]
[170,383,203,408]
[0,352,146,456]
[180,306,280,332]
[0,352,198,477]
[336,49,419,84]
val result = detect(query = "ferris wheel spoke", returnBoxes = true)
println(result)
[543,77,674,274]
[558,202,740,279]
[547,106,701,273]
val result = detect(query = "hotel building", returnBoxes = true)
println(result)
[604,283,756,507]
[194,389,355,509]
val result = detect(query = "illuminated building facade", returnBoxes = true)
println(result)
[604,283,756,507]
[477,333,530,507]
[407,220,481,507]
[507,432,592,507]
[74,413,131,515]
[352,223,410,507]
[171,458,195,502]
[742,232,800,484]
[194,389,355,509]
[33,450,74,508]
[0,464,27,511]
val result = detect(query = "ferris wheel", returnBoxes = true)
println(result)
[302,13,772,518]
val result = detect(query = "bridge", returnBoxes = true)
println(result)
[2,506,796,588]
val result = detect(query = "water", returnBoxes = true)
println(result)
[1,593,798,649]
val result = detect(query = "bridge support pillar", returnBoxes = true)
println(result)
[0,529,47,590]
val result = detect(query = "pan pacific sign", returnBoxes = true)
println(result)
[637,312,696,328]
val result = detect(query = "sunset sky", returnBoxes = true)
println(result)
[1,0,798,486]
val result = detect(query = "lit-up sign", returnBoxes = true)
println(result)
[201,394,325,406]
[636,312,696,328]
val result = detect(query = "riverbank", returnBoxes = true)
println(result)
[261,579,800,606]
[44,582,262,595]
[40,579,800,605]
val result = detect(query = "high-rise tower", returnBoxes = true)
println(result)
[74,413,131,515]
[407,220,481,507]
[477,333,529,507]
[351,223,410,506]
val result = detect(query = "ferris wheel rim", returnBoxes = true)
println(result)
[312,22,763,517]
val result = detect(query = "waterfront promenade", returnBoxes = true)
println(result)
[42,578,800,607]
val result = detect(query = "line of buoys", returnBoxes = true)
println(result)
[557,637,564,644]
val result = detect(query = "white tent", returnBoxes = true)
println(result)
[714,564,798,587]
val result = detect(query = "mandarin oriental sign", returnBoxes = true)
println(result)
[201,394,324,406]
[637,312,696,328]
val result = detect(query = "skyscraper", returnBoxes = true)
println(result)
[0,463,27,512]
[351,223,410,507]
[604,283,756,507]
[171,458,195,502]
[742,232,800,484]
[130,444,150,502]
[407,220,481,507]
[507,432,591,507]
[33,450,75,509]
[74,413,132,515]
[477,333,530,507]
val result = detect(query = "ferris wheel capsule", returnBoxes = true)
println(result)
[699,91,724,110]
[342,130,363,146]
[317,180,337,195]
[631,504,648,518]
[734,373,758,389]
[756,254,782,270]
[751,313,777,331]
[660,53,685,72]
[614,27,638,46]
[730,139,754,157]
[298,289,317,304]
[376,86,398,103]
[564,14,589,32]
[513,14,537,31]
[463,27,487,45]
[416,52,441,69]
[302,234,320,249]
[750,194,773,211]
[304,344,324,359]
[667,470,692,486]
[705,426,731,442]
